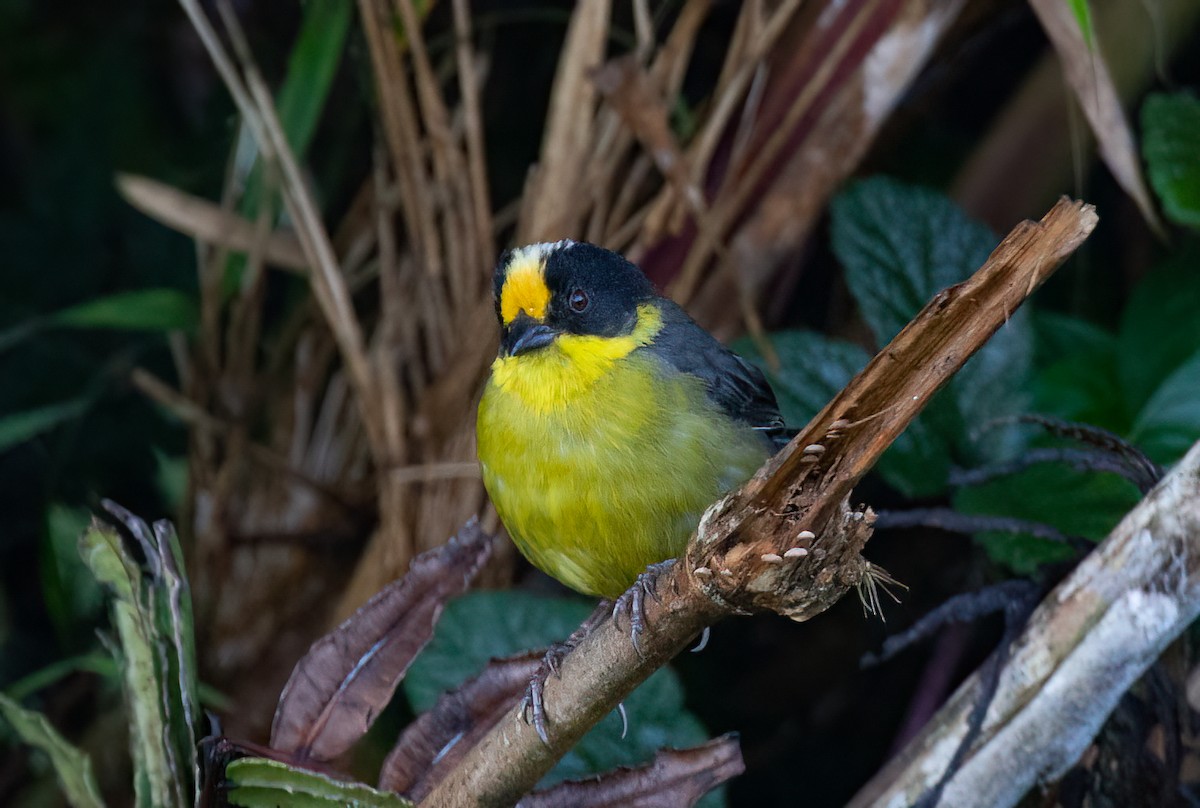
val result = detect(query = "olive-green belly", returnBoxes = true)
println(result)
[476,352,767,598]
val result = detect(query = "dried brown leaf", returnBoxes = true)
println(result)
[1028,0,1164,234]
[116,173,308,271]
[379,651,540,799]
[516,735,745,808]
[270,519,493,763]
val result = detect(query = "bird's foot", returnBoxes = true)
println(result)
[519,598,613,744]
[612,560,676,658]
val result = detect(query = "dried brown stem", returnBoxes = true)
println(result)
[116,173,309,272]
[419,199,1098,806]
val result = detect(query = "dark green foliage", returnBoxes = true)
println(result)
[830,178,998,347]
[742,178,1032,500]
[0,693,105,808]
[1142,92,1200,228]
[1117,244,1200,417]
[404,591,710,789]
[752,178,1200,574]
[952,465,1141,573]
[225,759,412,808]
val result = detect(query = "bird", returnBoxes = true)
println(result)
[477,240,786,599]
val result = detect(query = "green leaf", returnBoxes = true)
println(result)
[0,693,105,808]
[830,177,997,347]
[1142,92,1200,228]
[404,591,708,788]
[5,654,118,703]
[1031,310,1116,370]
[953,463,1141,574]
[1067,0,1095,49]
[882,413,956,498]
[275,0,352,163]
[79,515,198,808]
[151,520,202,805]
[830,177,1031,466]
[952,310,1033,463]
[41,505,104,643]
[0,397,90,453]
[1033,348,1130,433]
[48,289,197,332]
[236,0,352,231]
[225,758,411,807]
[1131,347,1200,465]
[1117,243,1200,415]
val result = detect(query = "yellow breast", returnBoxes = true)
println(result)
[476,336,768,598]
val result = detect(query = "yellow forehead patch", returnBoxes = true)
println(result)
[499,252,551,324]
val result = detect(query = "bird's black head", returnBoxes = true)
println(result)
[492,241,657,356]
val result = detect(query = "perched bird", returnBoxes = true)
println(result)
[476,240,787,601]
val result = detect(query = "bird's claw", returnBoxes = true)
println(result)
[612,560,675,658]
[518,599,613,745]
[519,678,550,744]
[519,639,573,744]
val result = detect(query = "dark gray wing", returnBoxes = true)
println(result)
[648,300,789,449]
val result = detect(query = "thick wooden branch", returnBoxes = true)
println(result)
[850,438,1200,808]
[420,199,1098,807]
[688,198,1098,618]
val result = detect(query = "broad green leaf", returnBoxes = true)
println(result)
[1031,310,1116,369]
[48,289,197,332]
[116,595,176,807]
[225,758,411,807]
[1142,92,1200,228]
[969,529,1077,576]
[79,517,196,808]
[404,591,708,788]
[829,177,1031,468]
[953,463,1141,574]
[1131,348,1200,465]
[830,177,996,347]
[0,693,105,808]
[1118,243,1200,414]
[151,520,202,803]
[1066,0,1095,49]
[0,397,89,453]
[881,412,956,498]
[1033,349,1130,433]
[952,309,1033,463]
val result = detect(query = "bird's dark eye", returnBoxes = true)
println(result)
[568,288,589,313]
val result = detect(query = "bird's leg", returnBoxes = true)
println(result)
[611,559,676,658]
[520,597,612,743]
[519,560,677,742]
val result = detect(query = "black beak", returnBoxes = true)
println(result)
[503,315,558,356]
